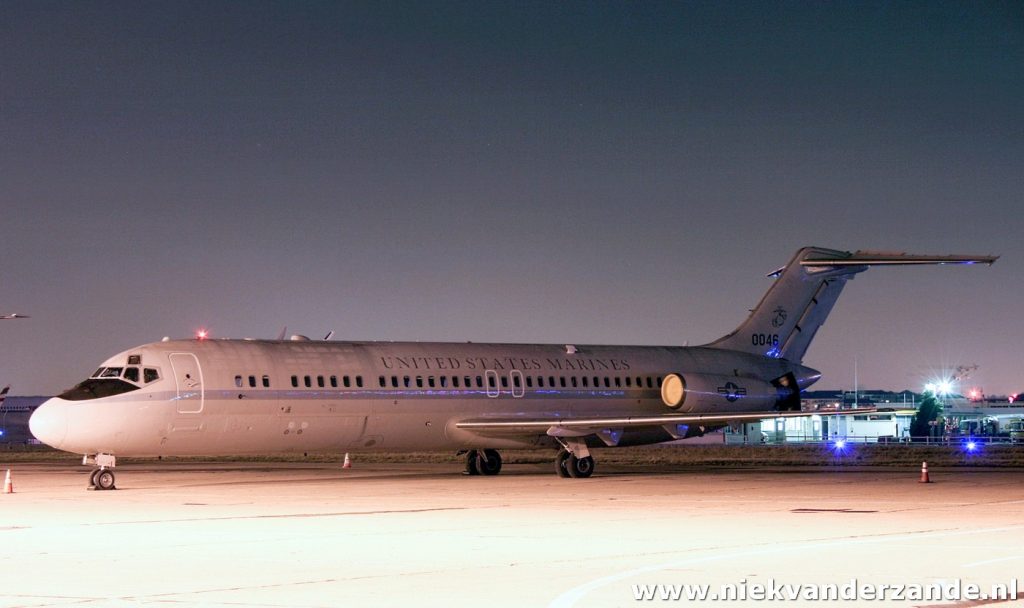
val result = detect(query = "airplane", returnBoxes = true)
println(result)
[28,247,997,490]
[1,314,29,320]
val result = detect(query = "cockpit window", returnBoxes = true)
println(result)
[58,378,140,401]
[144,368,159,383]
[123,367,140,382]
[99,367,123,378]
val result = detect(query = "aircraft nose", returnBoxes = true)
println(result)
[29,399,68,449]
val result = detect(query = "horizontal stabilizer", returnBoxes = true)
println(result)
[802,252,998,267]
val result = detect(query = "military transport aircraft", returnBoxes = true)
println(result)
[29,247,996,490]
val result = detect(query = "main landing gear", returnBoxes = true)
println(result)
[463,449,502,476]
[84,453,117,491]
[554,438,594,478]
[460,440,596,478]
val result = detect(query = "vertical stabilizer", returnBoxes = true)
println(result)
[707,247,997,362]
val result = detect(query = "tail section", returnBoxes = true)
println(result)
[0,386,8,408]
[708,247,997,362]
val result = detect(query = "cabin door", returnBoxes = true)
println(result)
[169,353,204,414]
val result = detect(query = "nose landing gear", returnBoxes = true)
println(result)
[84,453,117,491]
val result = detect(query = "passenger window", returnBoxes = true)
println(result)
[403,376,411,388]
[476,376,483,388]
[330,375,338,388]
[604,377,611,388]
[452,376,460,388]
[291,375,298,388]
[625,377,632,387]
[513,375,522,388]
[571,377,578,388]
[144,368,160,383]
[262,375,270,388]
[500,376,508,388]
[249,375,257,388]
[356,376,363,388]
[304,375,312,388]
[440,376,448,388]
[344,376,351,388]
[487,376,496,388]
[391,376,399,388]
[549,376,556,387]
[416,376,424,388]
[646,377,653,388]
[123,367,139,382]
[526,376,533,388]
[428,376,436,388]
[379,376,386,388]
[615,377,622,388]
[657,377,663,387]
[235,375,243,388]
[581,377,588,388]
[560,377,567,388]
[317,375,325,388]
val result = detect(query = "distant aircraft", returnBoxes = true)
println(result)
[29,247,997,490]
[0,314,29,320]
[0,385,8,408]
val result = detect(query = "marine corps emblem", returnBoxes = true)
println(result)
[771,306,787,328]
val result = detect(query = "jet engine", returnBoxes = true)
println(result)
[660,373,780,413]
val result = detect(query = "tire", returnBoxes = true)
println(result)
[88,469,100,489]
[555,449,571,478]
[476,449,502,476]
[464,450,480,475]
[566,455,594,479]
[94,469,116,491]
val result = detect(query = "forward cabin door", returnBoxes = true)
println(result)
[170,353,204,414]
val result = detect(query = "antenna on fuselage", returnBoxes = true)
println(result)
[323,331,335,341]
[275,326,287,341]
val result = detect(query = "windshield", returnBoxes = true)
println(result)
[58,378,141,401]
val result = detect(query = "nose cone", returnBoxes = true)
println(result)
[29,398,68,449]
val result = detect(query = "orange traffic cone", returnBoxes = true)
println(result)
[919,461,932,483]
[3,469,12,494]
[342,453,351,469]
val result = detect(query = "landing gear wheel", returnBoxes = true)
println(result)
[88,469,100,489]
[475,449,502,476]
[94,469,116,491]
[566,455,595,479]
[555,449,571,478]
[464,450,481,475]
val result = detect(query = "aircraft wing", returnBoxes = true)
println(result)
[456,407,876,442]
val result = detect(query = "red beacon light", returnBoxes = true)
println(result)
[196,329,209,341]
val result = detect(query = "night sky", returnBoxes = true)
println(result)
[2,2,1021,396]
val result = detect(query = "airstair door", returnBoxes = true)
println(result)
[170,353,204,414]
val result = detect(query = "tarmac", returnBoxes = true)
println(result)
[1,461,1023,607]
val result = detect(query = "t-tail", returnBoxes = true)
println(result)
[708,247,997,362]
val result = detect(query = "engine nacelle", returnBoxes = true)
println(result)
[660,373,779,413]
